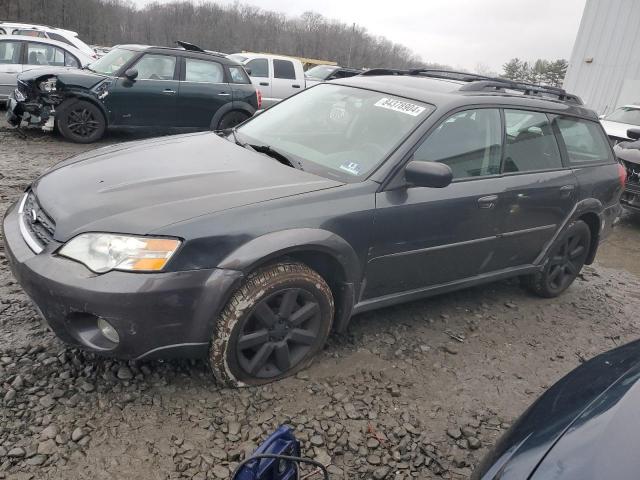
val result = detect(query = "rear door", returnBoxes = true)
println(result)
[497,109,579,267]
[177,56,230,128]
[0,39,23,100]
[107,53,179,126]
[271,58,302,102]
[245,57,271,105]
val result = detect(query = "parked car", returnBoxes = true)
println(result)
[304,64,363,86]
[473,339,640,480]
[600,103,640,143]
[0,22,96,59]
[228,52,305,107]
[0,35,93,105]
[3,70,624,386]
[6,42,259,142]
[614,127,640,213]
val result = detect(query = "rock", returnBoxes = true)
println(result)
[11,375,24,390]
[228,421,241,435]
[26,454,47,466]
[366,454,381,465]
[314,449,331,466]
[3,389,16,402]
[39,395,55,408]
[461,426,476,438]
[366,437,380,449]
[443,344,459,355]
[71,427,87,442]
[446,427,462,440]
[78,380,95,393]
[310,435,324,446]
[468,437,481,449]
[116,366,133,380]
[212,465,229,479]
[40,425,58,440]
[37,439,57,455]
[373,466,390,480]
[8,447,26,457]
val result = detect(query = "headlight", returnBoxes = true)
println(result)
[59,233,181,273]
[39,78,57,93]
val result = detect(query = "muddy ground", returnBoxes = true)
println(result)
[1,116,639,480]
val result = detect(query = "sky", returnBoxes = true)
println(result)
[130,0,587,72]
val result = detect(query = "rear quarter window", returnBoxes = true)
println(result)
[554,117,614,166]
[228,65,250,84]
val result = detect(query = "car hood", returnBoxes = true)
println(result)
[33,132,343,241]
[600,119,638,140]
[614,140,640,165]
[473,340,640,480]
[18,66,106,89]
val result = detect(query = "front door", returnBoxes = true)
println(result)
[245,57,272,107]
[106,53,178,126]
[177,57,230,128]
[364,108,508,300]
[0,40,22,99]
[271,58,301,102]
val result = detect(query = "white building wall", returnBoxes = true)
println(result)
[564,0,640,115]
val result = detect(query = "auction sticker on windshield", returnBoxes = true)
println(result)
[374,98,426,116]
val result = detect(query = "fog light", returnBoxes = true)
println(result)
[97,318,120,344]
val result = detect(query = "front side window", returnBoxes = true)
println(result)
[273,59,296,80]
[26,43,65,66]
[184,58,223,83]
[87,47,137,75]
[133,54,176,80]
[237,84,434,182]
[0,41,21,64]
[413,109,502,179]
[503,110,562,172]
[605,107,640,126]
[228,66,250,84]
[246,58,268,78]
[555,117,614,165]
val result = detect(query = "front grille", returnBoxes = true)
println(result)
[623,160,640,185]
[18,192,56,253]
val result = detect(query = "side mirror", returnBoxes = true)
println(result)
[598,114,606,120]
[405,160,453,188]
[627,128,640,141]
[123,68,138,80]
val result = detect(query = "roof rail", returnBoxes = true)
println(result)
[360,67,582,105]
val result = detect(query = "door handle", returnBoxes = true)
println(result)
[560,184,575,198]
[259,82,269,86]
[477,195,498,209]
[162,89,176,95]
[292,84,301,88]
[217,92,231,96]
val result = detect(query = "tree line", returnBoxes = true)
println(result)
[501,58,569,87]
[0,0,442,69]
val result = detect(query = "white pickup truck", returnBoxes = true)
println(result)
[228,53,305,108]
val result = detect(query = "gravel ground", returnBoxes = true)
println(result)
[1,117,640,480]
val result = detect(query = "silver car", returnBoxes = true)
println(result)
[0,35,93,104]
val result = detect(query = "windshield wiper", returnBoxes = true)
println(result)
[222,127,256,151]
[250,144,304,170]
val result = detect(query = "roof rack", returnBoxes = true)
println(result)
[360,68,582,105]
[176,40,205,52]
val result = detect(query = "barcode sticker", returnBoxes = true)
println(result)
[374,98,426,116]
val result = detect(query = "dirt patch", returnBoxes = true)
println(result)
[1,116,639,479]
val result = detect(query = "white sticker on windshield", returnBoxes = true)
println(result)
[374,97,426,116]
[339,162,361,176]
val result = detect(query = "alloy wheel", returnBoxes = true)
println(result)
[546,231,588,291]
[66,108,100,138]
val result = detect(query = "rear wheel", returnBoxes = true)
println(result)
[210,262,334,387]
[215,110,250,131]
[522,220,591,298]
[57,100,106,143]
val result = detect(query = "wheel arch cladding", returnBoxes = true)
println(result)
[217,228,360,332]
[210,101,255,129]
[578,211,601,265]
[59,94,108,124]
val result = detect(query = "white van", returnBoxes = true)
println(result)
[228,53,305,108]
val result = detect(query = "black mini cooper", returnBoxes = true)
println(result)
[6,41,259,143]
[3,70,625,386]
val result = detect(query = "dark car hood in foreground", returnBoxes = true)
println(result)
[18,66,107,89]
[614,139,640,165]
[33,132,343,240]
[474,340,640,480]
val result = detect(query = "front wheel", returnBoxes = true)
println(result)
[522,220,591,298]
[57,100,106,143]
[210,262,334,387]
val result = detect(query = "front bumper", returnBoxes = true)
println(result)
[621,182,640,212]
[2,201,243,359]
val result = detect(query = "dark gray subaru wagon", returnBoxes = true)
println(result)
[3,69,625,386]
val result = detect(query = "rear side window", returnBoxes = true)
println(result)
[246,58,268,77]
[64,52,79,68]
[273,59,296,80]
[47,32,76,48]
[184,58,223,83]
[414,108,502,179]
[133,54,176,80]
[555,117,614,165]
[0,41,21,64]
[503,110,562,172]
[26,43,65,66]
[228,66,250,84]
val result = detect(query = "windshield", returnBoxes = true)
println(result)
[88,47,136,75]
[237,84,434,182]
[305,65,338,80]
[605,107,640,126]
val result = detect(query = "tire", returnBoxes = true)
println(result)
[56,99,106,143]
[214,110,250,131]
[521,220,591,298]
[210,262,334,387]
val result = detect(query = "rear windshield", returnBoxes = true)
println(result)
[605,107,640,126]
[87,47,136,75]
